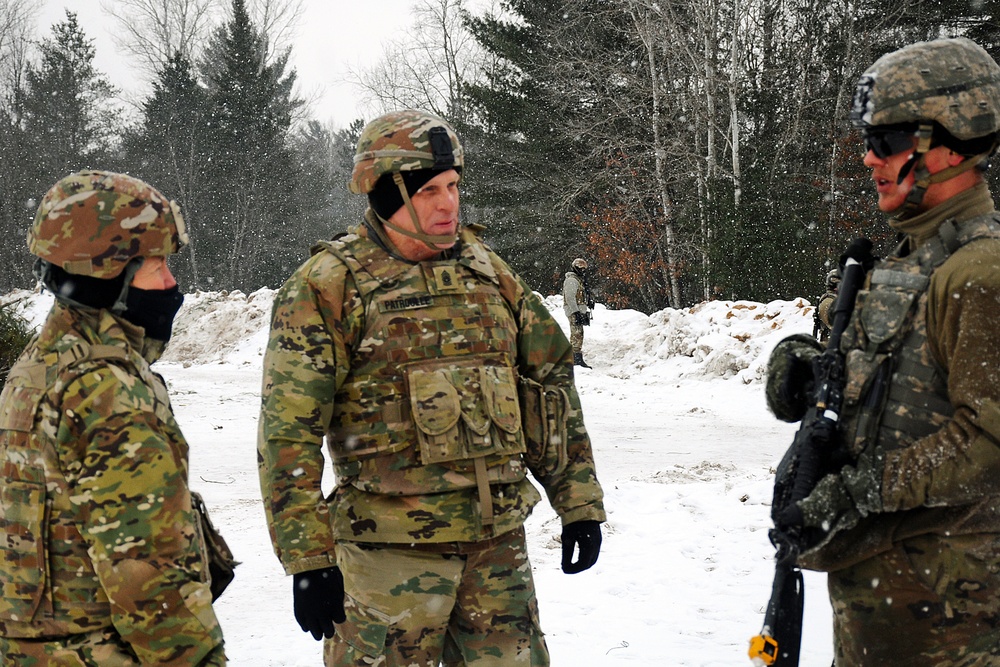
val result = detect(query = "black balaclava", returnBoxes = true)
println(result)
[122,286,184,342]
[367,168,441,220]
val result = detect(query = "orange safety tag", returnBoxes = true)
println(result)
[748,634,778,666]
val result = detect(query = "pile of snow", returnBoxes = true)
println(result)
[7,287,815,383]
[541,296,814,384]
[161,289,276,366]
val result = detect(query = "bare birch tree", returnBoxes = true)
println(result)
[246,0,303,60]
[0,0,37,290]
[348,0,489,122]
[100,0,302,81]
[100,0,222,79]
[627,2,684,307]
[0,0,33,96]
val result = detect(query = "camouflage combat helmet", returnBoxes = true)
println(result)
[349,109,464,195]
[29,170,187,279]
[850,38,1000,211]
[350,110,465,252]
[850,37,1000,140]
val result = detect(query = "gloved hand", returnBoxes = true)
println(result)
[780,448,883,538]
[561,520,602,574]
[573,312,588,326]
[293,565,346,641]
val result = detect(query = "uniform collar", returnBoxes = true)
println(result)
[889,181,995,250]
[46,302,162,364]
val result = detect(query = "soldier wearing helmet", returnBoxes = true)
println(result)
[812,267,841,342]
[766,38,1000,665]
[563,257,595,367]
[258,110,605,665]
[0,171,227,664]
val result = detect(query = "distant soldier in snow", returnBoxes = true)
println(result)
[0,171,227,664]
[811,267,840,343]
[562,257,594,368]
[257,109,605,666]
[766,38,1000,665]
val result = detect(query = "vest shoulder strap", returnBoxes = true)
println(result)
[314,234,405,298]
[921,214,1000,271]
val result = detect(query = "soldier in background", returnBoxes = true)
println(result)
[812,267,840,343]
[562,257,594,368]
[766,38,1000,665]
[0,171,227,664]
[257,109,605,666]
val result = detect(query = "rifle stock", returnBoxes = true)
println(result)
[749,239,874,666]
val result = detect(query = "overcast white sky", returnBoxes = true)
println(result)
[38,0,417,128]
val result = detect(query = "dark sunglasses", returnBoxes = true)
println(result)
[863,129,915,159]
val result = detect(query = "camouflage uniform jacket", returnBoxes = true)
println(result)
[562,271,589,320]
[258,225,605,575]
[800,183,1000,571]
[0,302,225,664]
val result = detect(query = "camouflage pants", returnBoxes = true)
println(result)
[325,527,549,667]
[569,322,584,354]
[0,628,140,666]
[828,533,1000,666]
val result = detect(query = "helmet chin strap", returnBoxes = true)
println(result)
[897,122,994,212]
[376,172,458,250]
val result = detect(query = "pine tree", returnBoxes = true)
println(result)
[463,0,599,295]
[0,298,32,391]
[124,51,212,288]
[0,106,34,290]
[198,0,302,290]
[288,119,366,246]
[465,1,683,308]
[20,11,120,189]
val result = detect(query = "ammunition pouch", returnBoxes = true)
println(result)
[407,355,526,468]
[191,492,239,601]
[518,376,570,478]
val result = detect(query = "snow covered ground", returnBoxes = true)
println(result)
[4,287,835,666]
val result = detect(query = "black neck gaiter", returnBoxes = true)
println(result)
[122,286,185,342]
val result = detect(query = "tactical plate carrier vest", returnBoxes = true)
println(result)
[317,230,547,526]
[839,215,1000,458]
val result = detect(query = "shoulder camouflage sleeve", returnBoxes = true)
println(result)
[59,366,225,666]
[495,256,605,525]
[883,239,1000,511]
[258,251,357,574]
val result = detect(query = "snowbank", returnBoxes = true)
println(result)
[4,288,816,381]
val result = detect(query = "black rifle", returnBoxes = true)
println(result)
[749,238,874,667]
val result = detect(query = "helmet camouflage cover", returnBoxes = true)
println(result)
[28,170,187,279]
[349,109,465,195]
[850,37,1000,140]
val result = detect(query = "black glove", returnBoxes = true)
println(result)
[293,566,346,641]
[838,237,876,274]
[573,312,587,326]
[561,520,602,574]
